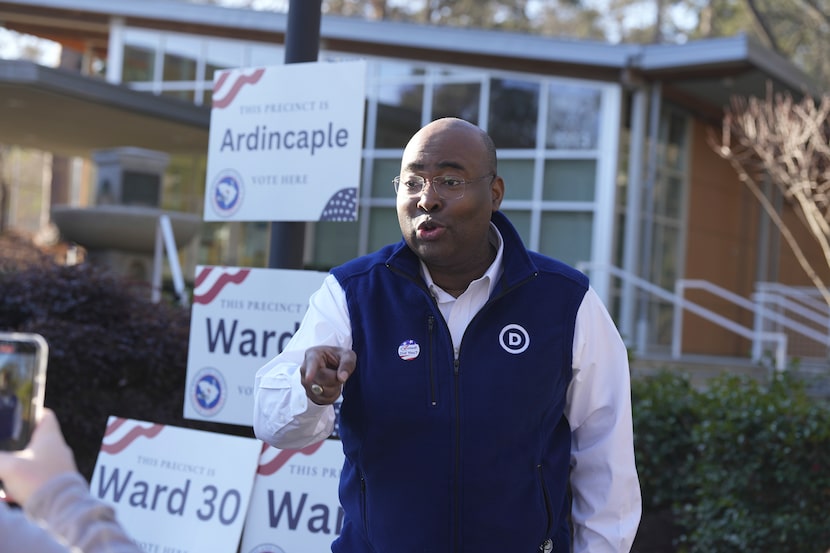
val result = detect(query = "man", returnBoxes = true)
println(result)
[254,117,641,552]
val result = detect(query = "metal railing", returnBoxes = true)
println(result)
[577,263,788,370]
[673,279,788,370]
[752,282,829,361]
[152,214,188,307]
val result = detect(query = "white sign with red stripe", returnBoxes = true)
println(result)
[91,417,262,553]
[203,60,367,222]
[184,265,327,426]
[240,439,345,553]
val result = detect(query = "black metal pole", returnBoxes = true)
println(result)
[267,0,323,269]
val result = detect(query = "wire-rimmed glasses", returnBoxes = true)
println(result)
[393,173,494,201]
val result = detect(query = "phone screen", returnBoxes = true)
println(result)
[0,332,48,451]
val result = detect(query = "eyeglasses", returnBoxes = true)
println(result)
[393,173,494,201]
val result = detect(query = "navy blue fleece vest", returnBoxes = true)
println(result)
[330,211,588,553]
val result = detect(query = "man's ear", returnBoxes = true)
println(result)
[490,175,505,211]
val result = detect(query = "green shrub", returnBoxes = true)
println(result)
[632,371,699,514]
[633,370,830,553]
[678,373,830,553]
[0,262,250,479]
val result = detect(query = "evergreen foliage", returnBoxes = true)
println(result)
[0,262,251,479]
[633,371,830,553]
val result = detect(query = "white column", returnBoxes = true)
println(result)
[106,16,126,84]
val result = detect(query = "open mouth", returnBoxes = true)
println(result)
[417,219,445,240]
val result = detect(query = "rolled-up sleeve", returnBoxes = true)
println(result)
[567,287,642,553]
[253,274,352,450]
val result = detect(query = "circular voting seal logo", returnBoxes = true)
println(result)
[210,169,244,217]
[191,367,227,417]
[249,545,286,553]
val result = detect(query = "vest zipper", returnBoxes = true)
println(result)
[490,271,538,304]
[386,263,444,409]
[428,315,437,406]
[360,473,369,534]
[453,353,461,552]
[536,464,554,536]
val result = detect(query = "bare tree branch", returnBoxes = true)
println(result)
[793,0,830,29]
[711,85,830,306]
[743,0,780,52]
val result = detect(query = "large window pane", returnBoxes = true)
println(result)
[659,174,683,219]
[647,109,688,285]
[371,159,400,198]
[163,34,199,80]
[313,221,359,270]
[648,301,675,347]
[375,83,423,149]
[539,212,593,265]
[368,207,402,251]
[543,160,596,202]
[649,222,679,347]
[662,111,688,170]
[123,45,155,82]
[488,78,539,149]
[651,223,680,289]
[499,159,534,201]
[238,222,268,268]
[198,222,267,268]
[499,210,531,246]
[198,222,229,266]
[164,154,206,213]
[546,84,600,150]
[163,52,196,81]
[432,82,480,123]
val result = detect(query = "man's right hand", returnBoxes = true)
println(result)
[299,346,356,405]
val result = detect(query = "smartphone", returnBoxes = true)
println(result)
[0,332,48,451]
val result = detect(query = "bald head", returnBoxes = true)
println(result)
[407,118,497,175]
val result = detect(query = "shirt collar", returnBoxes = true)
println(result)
[421,221,505,299]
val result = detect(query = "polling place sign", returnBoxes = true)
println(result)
[241,440,345,553]
[184,265,327,426]
[203,59,367,222]
[91,417,262,553]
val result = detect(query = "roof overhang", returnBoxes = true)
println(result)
[632,34,819,120]
[0,58,210,158]
[0,0,822,151]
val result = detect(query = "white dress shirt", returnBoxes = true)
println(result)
[254,227,642,553]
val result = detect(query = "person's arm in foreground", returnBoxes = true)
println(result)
[567,287,642,553]
[254,274,353,449]
[0,408,141,553]
[0,497,71,553]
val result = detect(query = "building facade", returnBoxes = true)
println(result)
[0,0,826,366]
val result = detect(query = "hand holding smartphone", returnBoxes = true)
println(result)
[0,332,48,452]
